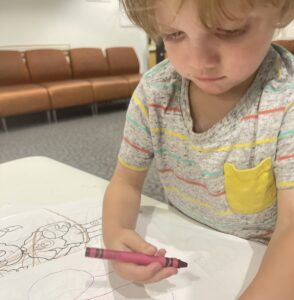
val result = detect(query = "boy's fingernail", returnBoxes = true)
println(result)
[146,245,156,253]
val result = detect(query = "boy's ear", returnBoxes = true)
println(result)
[277,4,294,28]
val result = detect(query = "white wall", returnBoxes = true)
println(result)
[0,0,148,72]
[275,21,294,40]
[0,0,293,73]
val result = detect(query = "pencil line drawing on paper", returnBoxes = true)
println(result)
[0,202,263,299]
[0,206,206,299]
[26,267,176,300]
[0,208,102,278]
[0,225,23,238]
[27,269,134,300]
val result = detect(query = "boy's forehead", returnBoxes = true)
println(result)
[155,0,250,26]
[155,0,279,28]
[155,0,250,18]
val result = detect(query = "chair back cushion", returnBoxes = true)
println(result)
[0,51,31,86]
[25,49,72,83]
[105,47,139,75]
[70,48,109,78]
[273,40,294,54]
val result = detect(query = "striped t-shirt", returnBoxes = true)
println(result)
[118,45,294,243]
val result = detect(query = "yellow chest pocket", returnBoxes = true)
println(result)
[224,157,276,214]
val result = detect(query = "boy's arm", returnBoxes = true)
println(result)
[240,189,294,300]
[102,162,178,283]
[102,162,148,245]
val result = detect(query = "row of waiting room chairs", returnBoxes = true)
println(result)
[0,47,141,131]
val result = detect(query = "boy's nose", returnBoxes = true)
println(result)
[188,40,220,69]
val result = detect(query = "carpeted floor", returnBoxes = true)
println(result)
[0,103,165,202]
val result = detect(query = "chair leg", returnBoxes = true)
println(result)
[46,111,52,123]
[1,117,8,132]
[91,104,96,116]
[52,110,58,122]
[125,98,130,109]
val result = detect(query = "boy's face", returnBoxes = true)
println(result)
[156,0,280,96]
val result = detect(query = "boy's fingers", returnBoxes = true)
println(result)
[145,266,178,284]
[112,230,173,283]
[132,262,163,282]
[113,261,162,282]
[156,248,166,257]
[123,231,157,255]
[130,263,177,283]
[113,260,178,283]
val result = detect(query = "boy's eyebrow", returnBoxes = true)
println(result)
[157,15,253,35]
[157,24,179,33]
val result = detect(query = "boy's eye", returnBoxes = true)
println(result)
[163,31,185,41]
[215,28,247,38]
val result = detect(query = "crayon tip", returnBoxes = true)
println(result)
[178,260,188,268]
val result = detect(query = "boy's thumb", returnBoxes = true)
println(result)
[126,231,157,256]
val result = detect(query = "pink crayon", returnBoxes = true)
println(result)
[85,247,188,268]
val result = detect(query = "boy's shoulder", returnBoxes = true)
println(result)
[273,43,294,78]
[262,45,294,105]
[134,59,183,105]
[141,59,182,90]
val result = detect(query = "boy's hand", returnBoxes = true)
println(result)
[108,228,178,283]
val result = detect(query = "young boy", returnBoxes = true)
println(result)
[102,0,294,298]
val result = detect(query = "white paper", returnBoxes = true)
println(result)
[0,200,266,299]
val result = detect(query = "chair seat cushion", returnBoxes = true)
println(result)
[89,76,130,102]
[123,74,142,94]
[0,84,50,116]
[41,80,94,109]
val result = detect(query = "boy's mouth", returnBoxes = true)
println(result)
[194,76,226,82]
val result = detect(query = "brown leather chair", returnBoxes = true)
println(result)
[105,47,142,94]
[273,40,294,54]
[70,48,130,105]
[25,49,95,121]
[0,50,51,131]
[70,48,109,79]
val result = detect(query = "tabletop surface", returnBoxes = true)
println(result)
[0,156,165,215]
[0,156,266,300]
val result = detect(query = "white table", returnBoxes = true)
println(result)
[0,156,166,217]
[0,156,266,300]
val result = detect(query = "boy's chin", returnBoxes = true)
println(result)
[193,80,242,97]
[195,84,230,96]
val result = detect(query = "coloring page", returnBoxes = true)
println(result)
[0,200,102,278]
[0,200,266,299]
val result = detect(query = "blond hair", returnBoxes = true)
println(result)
[120,0,294,41]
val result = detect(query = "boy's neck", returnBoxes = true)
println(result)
[188,74,256,133]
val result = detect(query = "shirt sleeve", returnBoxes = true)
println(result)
[275,101,294,189]
[118,77,154,172]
